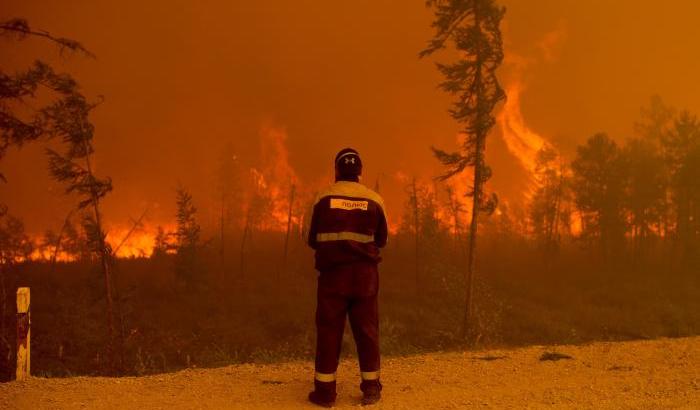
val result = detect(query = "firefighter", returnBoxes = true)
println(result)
[307,148,388,407]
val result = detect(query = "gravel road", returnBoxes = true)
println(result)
[1,337,698,409]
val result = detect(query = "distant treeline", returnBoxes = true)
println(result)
[0,223,697,381]
[1,95,700,380]
[1,16,699,382]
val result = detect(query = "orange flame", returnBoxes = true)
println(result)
[497,81,553,180]
[28,248,74,262]
[244,125,301,232]
[497,23,566,186]
[109,224,176,258]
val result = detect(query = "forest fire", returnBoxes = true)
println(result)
[109,228,160,258]
[26,223,174,261]
[1,3,699,407]
[498,82,554,185]
[245,127,302,232]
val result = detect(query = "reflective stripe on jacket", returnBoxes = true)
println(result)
[308,181,388,270]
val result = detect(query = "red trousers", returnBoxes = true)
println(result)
[315,262,380,379]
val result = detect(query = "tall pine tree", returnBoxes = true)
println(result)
[421,0,506,336]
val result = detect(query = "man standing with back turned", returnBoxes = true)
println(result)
[307,148,388,407]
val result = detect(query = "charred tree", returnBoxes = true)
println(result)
[174,187,201,285]
[529,147,571,256]
[282,182,296,273]
[50,210,75,270]
[421,0,506,337]
[152,226,173,258]
[410,178,421,293]
[215,143,241,285]
[240,206,251,280]
[445,186,465,255]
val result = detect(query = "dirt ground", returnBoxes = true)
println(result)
[1,337,698,409]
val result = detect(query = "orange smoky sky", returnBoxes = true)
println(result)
[2,0,700,240]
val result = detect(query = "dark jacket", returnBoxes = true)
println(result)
[308,181,388,271]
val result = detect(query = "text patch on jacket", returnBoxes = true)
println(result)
[308,181,388,271]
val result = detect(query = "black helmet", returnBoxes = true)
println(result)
[335,148,362,181]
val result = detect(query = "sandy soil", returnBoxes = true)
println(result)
[1,337,698,409]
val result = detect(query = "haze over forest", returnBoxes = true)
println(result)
[3,0,700,249]
[2,0,700,385]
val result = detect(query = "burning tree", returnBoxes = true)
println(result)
[421,0,506,337]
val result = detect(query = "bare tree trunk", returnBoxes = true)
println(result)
[464,146,482,338]
[81,137,116,372]
[220,193,226,284]
[112,208,149,256]
[51,210,75,273]
[446,187,462,256]
[282,183,296,274]
[411,178,420,294]
[453,207,461,253]
[240,207,251,281]
[0,265,10,376]
[94,203,116,367]
[550,168,564,254]
[464,8,484,338]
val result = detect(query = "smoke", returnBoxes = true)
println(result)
[3,1,700,248]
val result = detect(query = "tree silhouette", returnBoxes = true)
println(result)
[421,0,506,336]
[635,95,675,145]
[151,226,174,259]
[0,205,33,264]
[662,111,700,257]
[621,138,666,257]
[633,96,675,239]
[571,133,626,258]
[529,147,571,254]
[0,19,93,181]
[239,170,273,279]
[44,90,117,370]
[174,186,201,284]
[215,142,242,283]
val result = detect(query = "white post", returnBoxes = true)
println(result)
[16,287,30,381]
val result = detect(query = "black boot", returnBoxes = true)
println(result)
[308,380,337,408]
[360,379,382,406]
